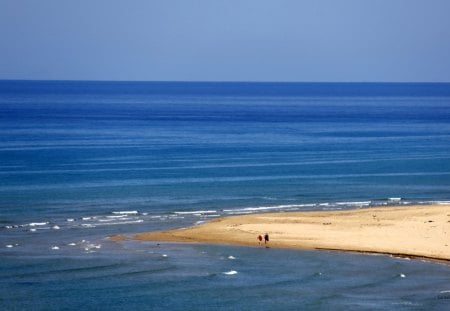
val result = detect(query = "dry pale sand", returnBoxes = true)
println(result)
[129,204,450,261]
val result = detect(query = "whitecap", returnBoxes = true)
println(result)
[223,270,238,275]
[98,218,130,222]
[52,225,60,230]
[6,244,14,248]
[174,210,217,215]
[105,215,128,219]
[112,211,138,215]
[224,204,302,213]
[389,198,402,202]
[80,242,102,251]
[162,254,168,257]
[224,211,254,215]
[51,246,60,250]
[435,201,450,205]
[169,215,184,219]
[91,219,144,226]
[400,273,406,278]
[66,218,75,222]
[68,243,77,246]
[29,228,36,232]
[228,256,236,260]
[336,201,371,206]
[29,222,49,227]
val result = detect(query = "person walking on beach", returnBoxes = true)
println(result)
[257,234,263,246]
[264,233,269,246]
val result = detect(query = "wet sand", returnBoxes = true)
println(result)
[124,204,450,261]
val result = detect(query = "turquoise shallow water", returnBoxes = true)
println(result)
[1,81,450,310]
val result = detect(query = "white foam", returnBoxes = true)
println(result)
[29,222,49,227]
[174,210,217,215]
[6,244,14,248]
[92,220,144,226]
[112,211,138,215]
[297,204,317,207]
[225,211,254,215]
[435,201,450,205]
[81,219,144,227]
[223,270,238,275]
[52,225,60,230]
[389,198,402,201]
[224,204,303,213]
[400,273,406,278]
[83,243,101,251]
[162,254,168,257]
[66,218,75,222]
[29,228,36,232]
[51,246,60,250]
[440,290,450,294]
[224,200,417,213]
[228,256,236,260]
[336,201,371,206]
[98,218,131,222]
[68,243,77,246]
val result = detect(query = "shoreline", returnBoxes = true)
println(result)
[113,204,450,262]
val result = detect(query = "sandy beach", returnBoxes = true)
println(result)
[128,204,450,261]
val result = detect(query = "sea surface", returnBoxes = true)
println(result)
[1,80,450,310]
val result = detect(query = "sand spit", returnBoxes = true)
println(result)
[123,204,450,261]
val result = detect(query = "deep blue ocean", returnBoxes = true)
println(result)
[1,80,450,310]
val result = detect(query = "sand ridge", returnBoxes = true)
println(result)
[128,204,450,261]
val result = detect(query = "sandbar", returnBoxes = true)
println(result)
[126,204,450,261]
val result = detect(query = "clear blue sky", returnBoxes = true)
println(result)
[1,0,450,82]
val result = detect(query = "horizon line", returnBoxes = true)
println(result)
[1,78,450,84]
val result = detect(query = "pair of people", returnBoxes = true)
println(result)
[257,233,269,246]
